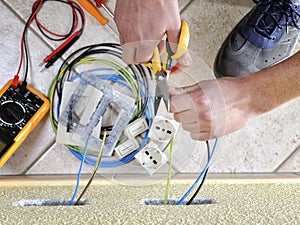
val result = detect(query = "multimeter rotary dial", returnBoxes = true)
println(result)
[0,101,25,125]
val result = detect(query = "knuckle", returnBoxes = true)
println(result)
[198,95,210,107]
[199,110,212,121]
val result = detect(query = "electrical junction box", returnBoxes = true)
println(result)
[0,80,49,168]
[56,81,103,149]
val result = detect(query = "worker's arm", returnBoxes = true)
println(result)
[170,51,300,140]
[114,0,191,66]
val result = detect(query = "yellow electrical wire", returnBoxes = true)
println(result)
[162,139,172,153]
[74,129,107,205]
[164,138,174,205]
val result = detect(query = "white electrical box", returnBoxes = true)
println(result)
[56,82,103,149]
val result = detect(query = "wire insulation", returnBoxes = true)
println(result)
[68,134,91,206]
[186,141,210,205]
[176,138,219,205]
[164,137,174,205]
[16,0,85,83]
[74,130,107,205]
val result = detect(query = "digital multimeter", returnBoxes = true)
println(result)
[0,80,49,168]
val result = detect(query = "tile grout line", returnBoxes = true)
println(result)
[21,139,56,175]
[1,0,57,52]
[273,144,300,173]
[180,0,196,14]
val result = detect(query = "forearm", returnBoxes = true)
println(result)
[242,51,300,116]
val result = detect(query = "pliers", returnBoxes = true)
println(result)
[151,20,190,115]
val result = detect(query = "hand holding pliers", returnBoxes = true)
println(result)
[150,20,190,115]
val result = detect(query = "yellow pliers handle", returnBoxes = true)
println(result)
[171,19,190,60]
[147,20,190,75]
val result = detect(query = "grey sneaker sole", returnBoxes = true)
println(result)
[214,9,300,78]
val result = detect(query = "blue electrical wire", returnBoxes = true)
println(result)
[68,134,91,206]
[176,138,219,205]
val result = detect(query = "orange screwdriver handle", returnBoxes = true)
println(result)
[77,0,108,25]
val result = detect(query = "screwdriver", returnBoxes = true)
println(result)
[94,0,114,19]
[77,0,118,38]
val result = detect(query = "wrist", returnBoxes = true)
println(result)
[240,73,269,117]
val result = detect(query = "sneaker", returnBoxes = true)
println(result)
[214,0,300,77]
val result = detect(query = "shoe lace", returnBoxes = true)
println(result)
[253,0,300,39]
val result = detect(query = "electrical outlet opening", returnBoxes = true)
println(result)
[141,198,216,206]
[12,199,90,207]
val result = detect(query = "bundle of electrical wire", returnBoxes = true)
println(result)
[48,42,219,205]
[48,43,154,168]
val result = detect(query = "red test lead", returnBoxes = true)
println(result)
[41,30,82,69]
[94,0,106,8]
[12,75,20,89]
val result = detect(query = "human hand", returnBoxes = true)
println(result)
[114,0,191,66]
[169,77,257,141]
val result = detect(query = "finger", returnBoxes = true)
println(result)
[135,40,159,63]
[182,122,211,134]
[190,132,211,141]
[167,20,192,67]
[158,40,166,54]
[173,111,197,124]
[169,86,182,96]
[170,94,195,113]
[119,35,125,45]
[122,43,137,64]
[166,23,182,51]
[169,83,201,96]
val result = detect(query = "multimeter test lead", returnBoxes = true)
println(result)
[40,30,82,72]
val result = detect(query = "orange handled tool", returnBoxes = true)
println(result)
[77,0,108,25]
[77,0,118,38]
[94,0,114,19]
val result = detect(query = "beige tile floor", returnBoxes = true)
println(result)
[0,0,299,176]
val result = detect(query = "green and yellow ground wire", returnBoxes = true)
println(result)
[164,137,174,205]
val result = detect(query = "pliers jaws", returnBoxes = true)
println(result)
[154,71,170,115]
